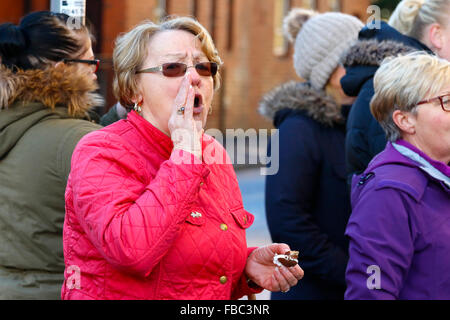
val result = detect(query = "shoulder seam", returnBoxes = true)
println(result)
[374,177,426,202]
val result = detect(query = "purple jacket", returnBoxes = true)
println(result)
[345,141,450,300]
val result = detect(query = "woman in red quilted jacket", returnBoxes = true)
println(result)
[61,16,304,300]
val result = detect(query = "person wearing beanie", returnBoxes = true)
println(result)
[341,0,450,185]
[259,9,363,300]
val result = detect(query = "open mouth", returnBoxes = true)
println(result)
[194,95,202,108]
[193,94,204,115]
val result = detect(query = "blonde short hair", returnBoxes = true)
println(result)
[371,53,450,141]
[113,16,222,108]
[389,0,450,40]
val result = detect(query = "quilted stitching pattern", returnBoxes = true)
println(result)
[62,112,256,300]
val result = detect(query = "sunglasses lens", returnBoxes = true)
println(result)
[443,95,450,111]
[162,63,186,77]
[195,62,217,76]
[159,62,218,77]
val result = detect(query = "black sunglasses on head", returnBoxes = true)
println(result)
[63,59,100,73]
[137,62,218,77]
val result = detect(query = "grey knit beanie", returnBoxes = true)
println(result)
[284,9,364,90]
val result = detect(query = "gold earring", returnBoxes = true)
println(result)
[209,106,213,115]
[134,102,142,114]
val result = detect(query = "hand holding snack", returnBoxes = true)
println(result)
[273,251,299,268]
[245,244,304,293]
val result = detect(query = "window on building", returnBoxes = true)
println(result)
[329,0,341,11]
[154,0,167,21]
[86,0,103,54]
[190,0,198,17]
[273,0,290,57]
[302,0,317,9]
[209,0,216,40]
[226,0,234,51]
[23,0,31,14]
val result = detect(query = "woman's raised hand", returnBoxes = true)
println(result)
[168,72,204,160]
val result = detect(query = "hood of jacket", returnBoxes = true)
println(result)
[352,142,436,204]
[341,21,432,97]
[366,142,417,173]
[0,65,103,159]
[259,81,345,128]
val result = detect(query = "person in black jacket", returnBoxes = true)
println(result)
[100,102,128,126]
[259,9,363,300]
[342,0,450,183]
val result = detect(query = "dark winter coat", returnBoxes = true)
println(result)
[0,65,102,299]
[100,103,128,126]
[100,105,121,126]
[341,21,432,183]
[259,81,351,300]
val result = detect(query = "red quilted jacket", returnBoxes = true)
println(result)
[61,111,261,300]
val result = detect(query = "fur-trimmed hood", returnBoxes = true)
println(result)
[343,39,418,68]
[0,64,103,117]
[259,81,344,128]
[340,21,432,97]
[343,21,432,68]
[0,65,103,159]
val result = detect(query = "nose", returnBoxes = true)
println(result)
[188,67,201,87]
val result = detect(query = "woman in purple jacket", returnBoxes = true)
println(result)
[345,53,450,300]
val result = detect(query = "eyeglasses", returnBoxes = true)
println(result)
[63,59,100,73]
[136,62,218,77]
[417,93,450,112]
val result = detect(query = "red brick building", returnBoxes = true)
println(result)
[1,0,371,130]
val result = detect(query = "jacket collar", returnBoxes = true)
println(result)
[362,142,450,198]
[258,81,345,128]
[394,140,450,184]
[127,111,224,165]
[127,111,174,159]
[0,64,103,118]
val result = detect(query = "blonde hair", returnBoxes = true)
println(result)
[113,16,222,108]
[389,0,450,40]
[371,52,450,141]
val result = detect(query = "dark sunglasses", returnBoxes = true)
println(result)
[136,62,218,77]
[63,59,100,73]
[417,93,450,112]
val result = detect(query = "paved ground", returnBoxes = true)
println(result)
[235,167,272,300]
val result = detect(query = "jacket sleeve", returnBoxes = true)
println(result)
[69,131,210,278]
[345,187,415,300]
[345,79,386,179]
[230,247,264,300]
[265,117,348,286]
